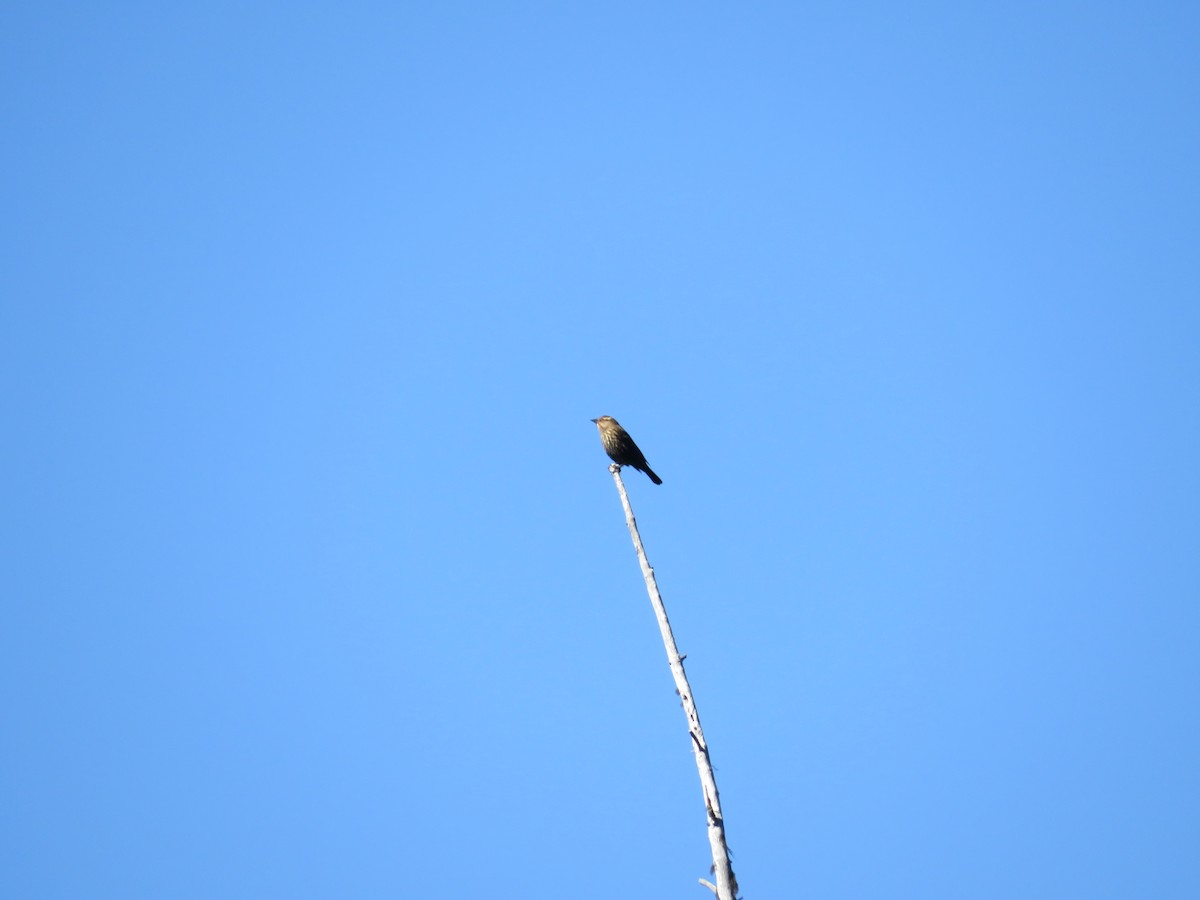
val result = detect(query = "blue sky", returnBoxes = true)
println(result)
[3,3,1198,897]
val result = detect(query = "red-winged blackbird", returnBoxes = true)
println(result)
[591,416,662,484]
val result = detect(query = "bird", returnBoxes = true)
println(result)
[591,416,662,484]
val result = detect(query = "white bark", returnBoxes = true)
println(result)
[608,464,739,900]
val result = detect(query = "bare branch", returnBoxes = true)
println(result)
[607,464,740,900]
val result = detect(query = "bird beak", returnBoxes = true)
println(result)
[589,418,598,423]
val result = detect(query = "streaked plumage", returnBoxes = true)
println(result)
[591,416,662,485]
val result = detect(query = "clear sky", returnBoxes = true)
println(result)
[3,3,1198,898]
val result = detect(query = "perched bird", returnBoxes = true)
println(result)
[591,416,662,484]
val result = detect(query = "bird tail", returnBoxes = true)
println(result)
[645,467,663,485]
